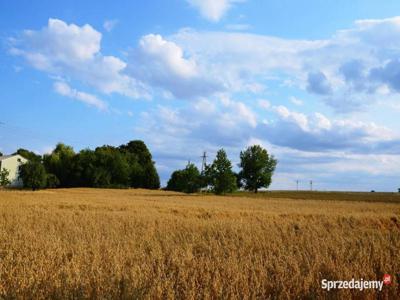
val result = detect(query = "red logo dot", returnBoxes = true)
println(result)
[383,274,391,285]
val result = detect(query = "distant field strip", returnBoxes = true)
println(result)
[0,189,399,299]
[233,190,400,203]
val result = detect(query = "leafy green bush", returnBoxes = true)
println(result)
[167,163,202,193]
[19,161,47,191]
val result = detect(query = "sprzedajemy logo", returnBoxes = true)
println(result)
[321,275,392,291]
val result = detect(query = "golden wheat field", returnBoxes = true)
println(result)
[0,188,399,299]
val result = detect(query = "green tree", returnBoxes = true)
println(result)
[93,146,130,187]
[43,143,75,187]
[182,163,201,193]
[119,140,160,189]
[72,149,97,187]
[0,168,10,187]
[167,163,201,193]
[14,148,41,162]
[19,161,47,191]
[238,145,277,193]
[166,170,185,192]
[205,149,237,195]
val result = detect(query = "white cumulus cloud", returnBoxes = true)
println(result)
[128,34,222,99]
[22,18,101,63]
[54,81,108,111]
[139,34,197,78]
[10,18,149,101]
[263,105,398,153]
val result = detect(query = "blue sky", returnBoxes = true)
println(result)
[1,1,400,191]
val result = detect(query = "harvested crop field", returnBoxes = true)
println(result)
[0,188,399,299]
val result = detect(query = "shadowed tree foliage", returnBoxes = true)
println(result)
[167,163,201,193]
[72,149,97,187]
[238,145,277,193]
[46,173,60,188]
[43,143,75,187]
[234,172,243,189]
[38,140,160,189]
[92,146,130,187]
[205,149,237,195]
[119,140,160,189]
[19,161,47,191]
[167,170,185,192]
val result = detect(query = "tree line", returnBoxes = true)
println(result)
[3,143,277,194]
[16,140,160,190]
[166,145,277,194]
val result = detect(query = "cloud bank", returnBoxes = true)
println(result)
[8,16,400,190]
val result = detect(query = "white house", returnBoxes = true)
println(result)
[0,154,28,187]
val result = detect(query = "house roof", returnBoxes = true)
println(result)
[0,154,26,161]
[0,155,13,161]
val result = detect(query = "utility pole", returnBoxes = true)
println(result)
[200,151,207,173]
[296,180,299,191]
[310,180,313,191]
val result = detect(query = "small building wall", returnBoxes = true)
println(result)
[0,155,28,187]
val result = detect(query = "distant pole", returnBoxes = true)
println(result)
[200,151,207,173]
[296,180,299,191]
[310,180,313,191]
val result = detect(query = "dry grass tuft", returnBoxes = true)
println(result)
[0,188,399,299]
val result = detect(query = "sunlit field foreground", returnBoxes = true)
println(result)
[0,189,399,299]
